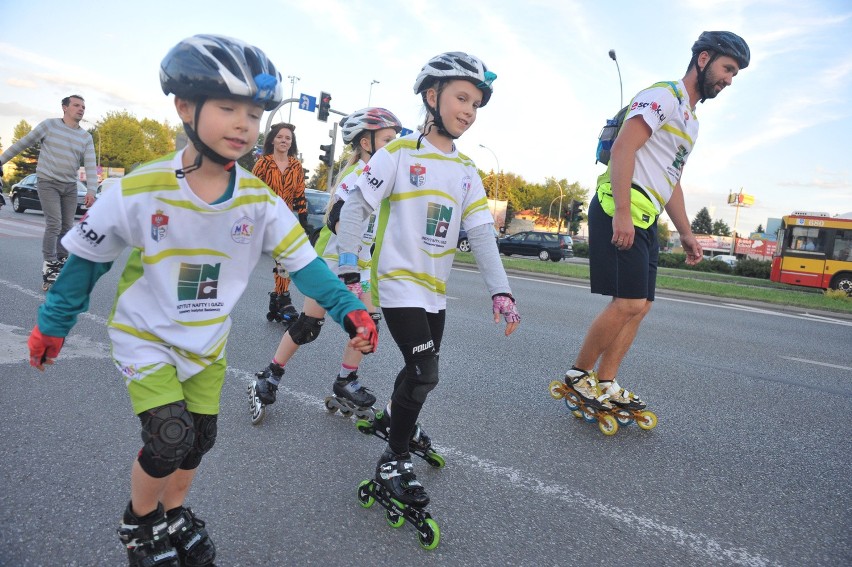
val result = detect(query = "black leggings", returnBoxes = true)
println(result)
[381,307,446,454]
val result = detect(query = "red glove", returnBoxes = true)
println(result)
[28,325,65,370]
[343,309,378,353]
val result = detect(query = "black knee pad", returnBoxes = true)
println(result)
[288,313,325,345]
[180,413,218,471]
[137,402,195,479]
[370,312,382,335]
[392,355,439,409]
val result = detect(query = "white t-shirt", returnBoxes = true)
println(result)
[624,80,699,212]
[61,150,316,374]
[315,159,376,279]
[353,133,493,312]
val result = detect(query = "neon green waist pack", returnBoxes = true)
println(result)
[596,182,658,229]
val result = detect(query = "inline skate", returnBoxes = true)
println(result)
[166,506,216,566]
[41,258,64,291]
[117,502,180,566]
[324,371,377,420]
[548,369,657,435]
[248,362,284,425]
[265,291,298,328]
[355,409,445,468]
[356,448,440,550]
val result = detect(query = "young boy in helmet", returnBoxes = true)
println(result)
[564,31,750,413]
[26,34,378,567]
[249,107,402,425]
[336,52,521,507]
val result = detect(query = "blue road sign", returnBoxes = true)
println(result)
[299,94,317,112]
[400,127,414,136]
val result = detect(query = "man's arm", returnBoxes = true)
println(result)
[609,116,651,249]
[0,121,47,165]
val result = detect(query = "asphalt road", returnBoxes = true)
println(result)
[1,207,850,566]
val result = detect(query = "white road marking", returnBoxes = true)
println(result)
[781,356,852,372]
[0,322,111,365]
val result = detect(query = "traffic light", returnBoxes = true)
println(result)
[317,91,331,122]
[570,200,584,221]
[319,143,334,167]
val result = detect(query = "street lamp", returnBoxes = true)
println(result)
[287,75,300,122]
[479,144,500,221]
[609,49,623,108]
[368,80,380,106]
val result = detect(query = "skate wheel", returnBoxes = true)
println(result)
[424,450,446,469]
[563,393,580,412]
[386,509,405,528]
[266,312,275,321]
[418,518,441,550]
[338,406,353,417]
[598,414,619,436]
[248,384,265,426]
[42,283,51,291]
[581,406,598,423]
[357,480,375,508]
[324,398,338,413]
[571,410,583,419]
[355,419,374,435]
[636,410,658,430]
[548,380,565,399]
[614,409,634,426]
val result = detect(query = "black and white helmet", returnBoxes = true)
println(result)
[413,51,497,106]
[692,31,750,69]
[340,107,402,145]
[160,34,283,110]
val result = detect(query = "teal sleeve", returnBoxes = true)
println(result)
[37,254,113,337]
[290,257,366,326]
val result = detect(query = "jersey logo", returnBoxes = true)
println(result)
[151,210,169,242]
[410,163,426,187]
[461,176,471,194]
[672,145,688,172]
[178,263,221,301]
[426,203,452,239]
[231,216,255,244]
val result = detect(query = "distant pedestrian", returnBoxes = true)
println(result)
[0,95,97,289]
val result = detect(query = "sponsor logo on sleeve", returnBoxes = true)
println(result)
[362,164,385,191]
[75,213,107,247]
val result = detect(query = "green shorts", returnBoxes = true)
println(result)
[125,357,226,416]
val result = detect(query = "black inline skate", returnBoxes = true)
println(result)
[117,502,180,566]
[265,291,298,328]
[248,362,284,425]
[166,506,216,566]
[41,259,64,291]
[355,409,445,468]
[356,448,440,550]
[324,371,377,420]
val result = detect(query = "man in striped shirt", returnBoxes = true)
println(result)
[0,95,97,287]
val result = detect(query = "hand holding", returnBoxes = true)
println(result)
[27,325,64,371]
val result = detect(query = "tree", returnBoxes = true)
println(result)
[691,207,713,234]
[657,221,671,249]
[712,219,731,236]
[6,120,39,184]
[92,111,178,172]
[755,223,764,233]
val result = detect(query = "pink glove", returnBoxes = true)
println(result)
[28,325,65,370]
[343,310,378,353]
[492,294,520,323]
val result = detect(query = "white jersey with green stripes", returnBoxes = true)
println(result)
[600,79,700,213]
[314,159,377,280]
[354,133,493,312]
[61,149,316,377]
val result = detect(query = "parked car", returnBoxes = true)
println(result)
[305,188,331,245]
[498,230,569,262]
[10,173,88,215]
[95,177,122,199]
[557,233,574,258]
[457,225,500,252]
[710,254,738,267]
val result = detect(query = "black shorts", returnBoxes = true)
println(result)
[588,194,658,300]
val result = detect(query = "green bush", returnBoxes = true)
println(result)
[573,242,589,258]
[659,252,685,268]
[734,258,771,279]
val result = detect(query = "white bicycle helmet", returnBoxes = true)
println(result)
[413,51,496,107]
[340,107,403,145]
[160,34,283,111]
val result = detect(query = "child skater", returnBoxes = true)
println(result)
[336,52,521,507]
[248,107,402,425]
[26,34,377,567]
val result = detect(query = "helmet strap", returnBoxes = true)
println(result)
[694,52,718,104]
[175,98,236,178]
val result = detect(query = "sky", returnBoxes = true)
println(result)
[1,0,851,235]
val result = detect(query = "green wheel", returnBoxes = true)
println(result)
[424,450,446,469]
[355,419,373,434]
[386,509,405,528]
[357,480,374,508]
[636,410,658,430]
[549,380,564,399]
[418,518,441,550]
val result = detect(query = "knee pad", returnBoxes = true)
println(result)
[137,402,195,479]
[180,413,218,470]
[370,312,382,335]
[392,354,439,409]
[288,313,325,345]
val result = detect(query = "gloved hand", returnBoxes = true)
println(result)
[343,309,378,353]
[339,271,362,296]
[492,293,521,324]
[27,325,65,371]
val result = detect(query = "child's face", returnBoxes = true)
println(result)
[361,127,398,155]
[178,97,264,160]
[432,80,482,138]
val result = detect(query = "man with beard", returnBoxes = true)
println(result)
[561,32,750,413]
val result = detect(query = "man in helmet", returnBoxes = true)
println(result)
[26,34,378,566]
[563,32,750,416]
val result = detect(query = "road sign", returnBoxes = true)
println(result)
[400,127,414,136]
[299,93,316,112]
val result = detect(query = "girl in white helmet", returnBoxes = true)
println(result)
[249,107,402,425]
[336,52,521,513]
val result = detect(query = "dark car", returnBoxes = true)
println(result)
[457,225,499,252]
[10,173,89,215]
[498,230,571,262]
[305,188,331,245]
